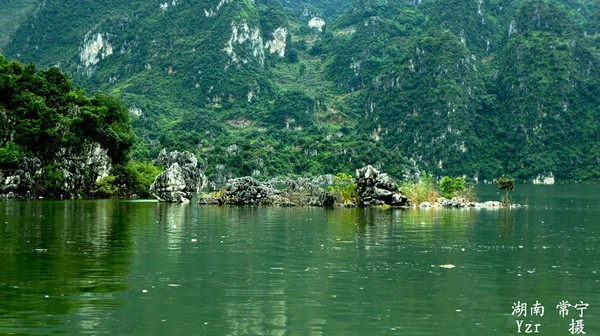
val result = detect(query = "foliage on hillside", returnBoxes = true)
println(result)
[2,0,600,184]
[0,0,38,51]
[317,0,600,182]
[281,0,353,19]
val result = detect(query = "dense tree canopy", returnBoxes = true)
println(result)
[0,55,134,168]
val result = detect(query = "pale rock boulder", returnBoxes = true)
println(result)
[150,163,192,202]
[308,17,326,32]
[150,150,207,202]
[355,165,409,207]
[265,27,287,57]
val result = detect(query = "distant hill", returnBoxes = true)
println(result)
[2,0,599,182]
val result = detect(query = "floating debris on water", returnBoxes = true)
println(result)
[439,264,456,269]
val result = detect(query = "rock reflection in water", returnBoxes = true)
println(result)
[0,200,135,333]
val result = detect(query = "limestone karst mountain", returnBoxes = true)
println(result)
[2,0,600,182]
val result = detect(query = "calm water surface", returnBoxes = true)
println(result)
[1,185,599,335]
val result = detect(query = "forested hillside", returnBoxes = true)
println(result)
[2,0,599,183]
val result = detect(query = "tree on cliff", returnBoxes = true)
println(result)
[0,55,134,166]
[0,54,136,198]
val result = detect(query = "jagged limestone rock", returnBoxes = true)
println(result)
[220,176,281,205]
[282,177,334,207]
[425,199,518,208]
[154,149,204,171]
[150,163,192,202]
[0,142,111,199]
[198,176,335,207]
[0,156,43,199]
[150,150,207,202]
[356,165,410,207]
[59,142,112,195]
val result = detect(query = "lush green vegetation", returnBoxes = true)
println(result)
[0,55,159,198]
[439,176,465,199]
[399,173,476,204]
[328,172,358,204]
[0,55,133,165]
[400,172,440,205]
[0,0,38,50]
[2,0,600,185]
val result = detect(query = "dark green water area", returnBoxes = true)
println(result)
[1,185,599,335]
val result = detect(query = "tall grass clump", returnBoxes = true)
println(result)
[400,172,439,204]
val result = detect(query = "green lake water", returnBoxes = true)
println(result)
[1,185,599,335]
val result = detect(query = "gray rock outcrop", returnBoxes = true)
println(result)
[59,142,113,195]
[220,176,281,205]
[0,142,112,199]
[282,177,335,207]
[149,149,207,203]
[419,199,519,208]
[154,149,205,171]
[0,157,43,199]
[198,176,335,207]
[355,165,410,207]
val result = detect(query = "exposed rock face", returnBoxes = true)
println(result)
[220,176,281,205]
[0,142,112,199]
[308,17,326,32]
[60,143,112,193]
[282,177,335,207]
[310,174,334,186]
[355,165,410,207]
[224,21,266,67]
[154,149,204,171]
[0,157,43,199]
[79,32,113,76]
[533,172,555,185]
[265,27,287,57]
[198,176,335,207]
[150,163,194,202]
[149,149,207,203]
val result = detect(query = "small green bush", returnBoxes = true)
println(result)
[91,175,118,198]
[439,176,466,199]
[329,172,358,204]
[129,161,164,197]
[0,141,25,170]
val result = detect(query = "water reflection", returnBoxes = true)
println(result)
[0,200,135,334]
[3,190,600,335]
[498,208,515,243]
[154,203,189,255]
